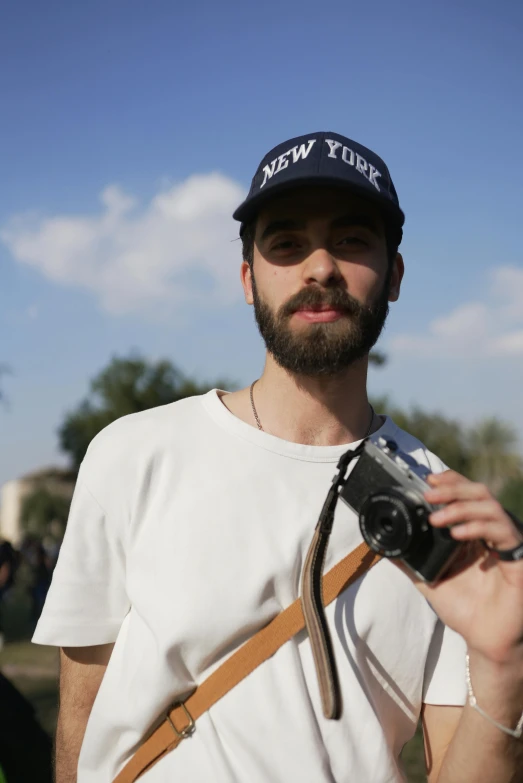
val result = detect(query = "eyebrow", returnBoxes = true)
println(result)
[259,213,381,242]
[260,219,306,241]
[331,214,381,234]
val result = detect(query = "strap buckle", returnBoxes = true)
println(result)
[166,700,195,740]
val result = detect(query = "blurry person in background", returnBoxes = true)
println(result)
[20,536,52,627]
[42,519,65,572]
[0,672,53,783]
[0,541,19,650]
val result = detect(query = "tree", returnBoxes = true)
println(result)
[20,487,71,540]
[369,350,386,367]
[498,476,523,521]
[59,354,234,471]
[467,418,522,495]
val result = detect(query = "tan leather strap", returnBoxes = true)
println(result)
[113,542,380,783]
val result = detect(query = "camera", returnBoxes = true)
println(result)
[339,436,463,584]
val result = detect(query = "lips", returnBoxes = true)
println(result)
[294,308,346,323]
[281,288,357,320]
[294,303,348,317]
[296,305,340,312]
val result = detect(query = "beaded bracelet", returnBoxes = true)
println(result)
[466,654,523,739]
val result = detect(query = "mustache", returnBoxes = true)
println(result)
[279,286,363,319]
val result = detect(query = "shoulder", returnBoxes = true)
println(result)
[78,393,211,507]
[87,393,205,456]
[379,416,448,474]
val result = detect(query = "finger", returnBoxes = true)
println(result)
[425,481,491,505]
[448,519,522,550]
[429,499,502,526]
[427,470,466,487]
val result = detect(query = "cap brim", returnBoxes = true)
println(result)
[233,176,405,229]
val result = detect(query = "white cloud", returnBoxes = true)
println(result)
[389,265,523,357]
[1,174,246,315]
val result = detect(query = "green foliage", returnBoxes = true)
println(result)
[467,418,522,495]
[58,354,235,471]
[369,350,387,367]
[20,487,71,539]
[498,477,523,520]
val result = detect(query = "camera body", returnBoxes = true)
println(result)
[339,436,462,584]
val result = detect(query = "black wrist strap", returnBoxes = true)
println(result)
[486,510,523,561]
[491,543,523,562]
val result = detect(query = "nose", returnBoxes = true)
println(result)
[302,248,343,287]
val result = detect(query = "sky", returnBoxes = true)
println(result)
[1,0,522,489]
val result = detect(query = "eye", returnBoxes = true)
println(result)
[271,239,301,251]
[338,235,368,246]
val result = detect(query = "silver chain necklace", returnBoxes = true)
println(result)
[249,380,375,438]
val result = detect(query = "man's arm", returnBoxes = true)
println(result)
[56,643,114,783]
[423,652,523,782]
[404,469,523,782]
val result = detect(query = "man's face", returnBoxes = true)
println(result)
[241,186,403,377]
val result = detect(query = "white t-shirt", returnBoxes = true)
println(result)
[33,390,466,783]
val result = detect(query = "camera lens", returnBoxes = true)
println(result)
[359,490,418,558]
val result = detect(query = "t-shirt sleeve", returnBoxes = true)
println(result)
[422,620,467,706]
[32,462,130,647]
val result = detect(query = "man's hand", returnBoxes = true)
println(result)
[417,470,523,665]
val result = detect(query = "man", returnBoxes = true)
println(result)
[33,131,523,782]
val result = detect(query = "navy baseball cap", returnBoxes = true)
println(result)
[233,131,405,239]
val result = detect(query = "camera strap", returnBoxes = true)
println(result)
[300,441,375,720]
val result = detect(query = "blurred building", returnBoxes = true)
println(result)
[0,468,75,545]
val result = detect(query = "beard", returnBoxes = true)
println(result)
[251,273,391,377]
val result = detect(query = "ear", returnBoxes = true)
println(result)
[241,261,254,305]
[388,253,404,302]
